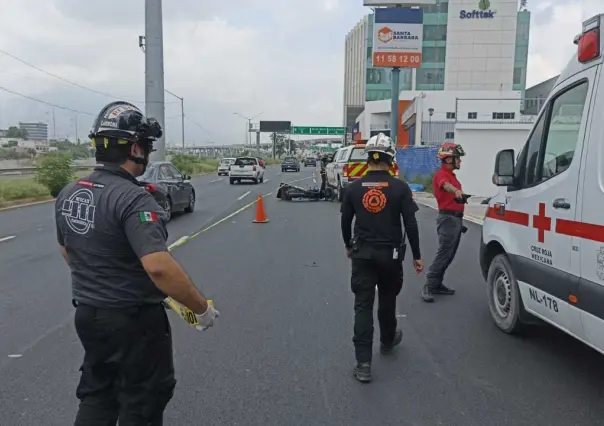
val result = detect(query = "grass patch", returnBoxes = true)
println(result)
[0,178,51,208]
[171,155,219,176]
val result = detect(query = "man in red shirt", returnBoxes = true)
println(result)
[422,142,466,302]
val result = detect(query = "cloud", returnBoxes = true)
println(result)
[0,0,354,145]
[526,0,602,86]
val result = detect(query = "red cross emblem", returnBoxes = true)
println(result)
[533,202,552,243]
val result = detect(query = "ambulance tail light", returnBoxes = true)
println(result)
[343,164,349,177]
[576,15,601,63]
[253,165,257,172]
[393,163,400,177]
[144,184,157,193]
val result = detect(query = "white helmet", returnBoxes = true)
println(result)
[364,133,396,158]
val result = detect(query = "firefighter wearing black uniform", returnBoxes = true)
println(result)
[55,101,219,426]
[340,133,423,383]
[319,154,331,198]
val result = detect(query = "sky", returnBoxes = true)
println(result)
[0,0,601,146]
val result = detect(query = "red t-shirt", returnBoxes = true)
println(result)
[433,166,464,213]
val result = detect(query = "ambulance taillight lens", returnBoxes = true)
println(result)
[578,28,600,63]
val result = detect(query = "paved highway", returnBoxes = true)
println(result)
[1,165,603,425]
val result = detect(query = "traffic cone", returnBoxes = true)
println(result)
[253,194,269,223]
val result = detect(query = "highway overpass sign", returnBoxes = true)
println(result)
[292,126,346,135]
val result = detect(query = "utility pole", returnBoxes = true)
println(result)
[145,0,166,161]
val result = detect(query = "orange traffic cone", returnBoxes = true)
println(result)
[253,194,269,223]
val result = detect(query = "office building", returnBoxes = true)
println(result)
[343,0,531,132]
[18,122,48,140]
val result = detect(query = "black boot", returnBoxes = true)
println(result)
[432,284,455,295]
[421,285,435,302]
[353,362,372,383]
[380,329,403,355]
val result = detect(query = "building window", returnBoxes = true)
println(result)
[422,47,447,63]
[468,112,477,120]
[445,132,455,140]
[492,112,516,120]
[416,69,444,85]
[421,1,448,13]
[513,67,523,85]
[423,25,447,42]
[446,112,456,119]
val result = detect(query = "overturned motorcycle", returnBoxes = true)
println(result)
[276,182,337,201]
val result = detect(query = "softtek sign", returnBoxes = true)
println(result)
[460,0,496,19]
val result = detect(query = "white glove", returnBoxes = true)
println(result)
[195,304,220,331]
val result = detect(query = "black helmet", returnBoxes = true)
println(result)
[89,101,162,148]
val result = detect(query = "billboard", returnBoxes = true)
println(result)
[259,121,291,132]
[363,0,436,5]
[372,8,423,68]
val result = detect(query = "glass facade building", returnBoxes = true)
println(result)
[363,1,529,102]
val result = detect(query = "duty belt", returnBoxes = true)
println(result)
[439,210,464,218]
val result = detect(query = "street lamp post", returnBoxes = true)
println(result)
[233,112,263,147]
[428,108,434,145]
[165,89,185,152]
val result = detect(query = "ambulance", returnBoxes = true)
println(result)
[480,13,604,354]
[325,142,399,202]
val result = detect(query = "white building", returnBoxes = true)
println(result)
[343,0,531,140]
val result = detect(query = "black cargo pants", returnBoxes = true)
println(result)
[351,248,404,364]
[426,212,463,289]
[73,303,176,426]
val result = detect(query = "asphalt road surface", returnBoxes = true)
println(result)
[1,165,603,426]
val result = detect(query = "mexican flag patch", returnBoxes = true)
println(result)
[139,211,159,223]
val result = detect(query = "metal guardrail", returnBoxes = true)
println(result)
[0,165,93,176]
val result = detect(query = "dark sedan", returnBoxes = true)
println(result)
[137,161,195,221]
[281,156,300,172]
[303,157,317,167]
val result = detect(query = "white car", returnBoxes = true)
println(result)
[217,157,235,176]
[229,156,264,184]
[481,13,604,354]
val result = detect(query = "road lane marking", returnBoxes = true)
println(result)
[171,190,274,248]
[7,354,22,358]
[285,176,313,184]
[264,179,269,183]
[238,191,251,200]
[210,178,223,183]
[0,236,15,243]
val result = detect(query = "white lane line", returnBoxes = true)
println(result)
[264,179,270,183]
[0,236,15,243]
[238,191,251,200]
[209,178,223,183]
[7,354,22,358]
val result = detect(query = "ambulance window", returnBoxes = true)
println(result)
[539,81,588,181]
[515,114,545,187]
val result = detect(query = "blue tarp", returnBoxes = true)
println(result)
[396,146,440,181]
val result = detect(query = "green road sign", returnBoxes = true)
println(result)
[292,126,346,135]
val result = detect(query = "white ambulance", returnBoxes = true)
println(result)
[481,13,604,354]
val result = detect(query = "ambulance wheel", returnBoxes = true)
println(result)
[486,254,529,334]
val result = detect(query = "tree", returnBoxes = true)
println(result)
[5,126,28,139]
[270,132,287,157]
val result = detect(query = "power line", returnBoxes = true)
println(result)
[0,47,145,104]
[0,85,95,115]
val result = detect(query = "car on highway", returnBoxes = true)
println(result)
[480,14,604,355]
[303,157,317,167]
[217,157,235,176]
[281,156,300,172]
[325,142,399,202]
[229,156,265,184]
[137,161,195,221]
